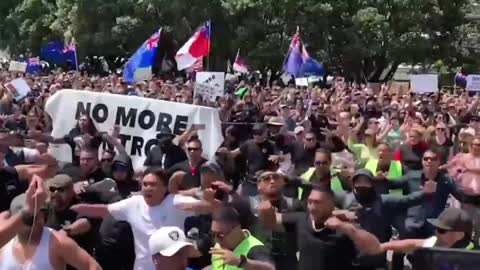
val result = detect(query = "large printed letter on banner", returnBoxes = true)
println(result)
[45,90,224,169]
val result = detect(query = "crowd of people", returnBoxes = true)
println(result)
[0,67,480,270]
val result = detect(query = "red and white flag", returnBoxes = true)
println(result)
[233,49,248,74]
[186,58,204,73]
[176,21,211,71]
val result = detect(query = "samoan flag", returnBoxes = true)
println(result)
[26,57,41,74]
[123,29,162,83]
[283,31,324,77]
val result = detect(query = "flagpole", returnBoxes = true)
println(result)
[73,37,79,71]
[206,20,212,71]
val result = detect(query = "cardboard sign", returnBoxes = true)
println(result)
[388,81,410,96]
[4,78,31,101]
[410,74,438,93]
[194,72,225,102]
[466,74,480,92]
[9,61,27,73]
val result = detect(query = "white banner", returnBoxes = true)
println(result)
[45,90,224,169]
[466,74,480,92]
[194,72,225,102]
[410,74,438,93]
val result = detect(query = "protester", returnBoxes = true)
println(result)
[148,226,201,270]
[0,193,101,270]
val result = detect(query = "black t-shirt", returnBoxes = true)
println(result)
[144,144,188,169]
[0,166,22,212]
[282,212,357,270]
[429,138,453,165]
[246,244,274,265]
[45,197,94,254]
[166,158,208,190]
[239,139,277,181]
[285,142,317,176]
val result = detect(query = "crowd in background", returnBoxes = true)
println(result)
[0,65,480,270]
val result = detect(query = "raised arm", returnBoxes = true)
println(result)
[55,232,102,270]
[70,204,110,219]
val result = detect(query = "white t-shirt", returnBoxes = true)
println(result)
[108,194,196,270]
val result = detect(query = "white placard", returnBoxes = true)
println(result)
[410,74,438,93]
[45,90,224,169]
[295,78,309,86]
[194,72,225,102]
[9,61,27,73]
[4,78,31,101]
[466,74,480,92]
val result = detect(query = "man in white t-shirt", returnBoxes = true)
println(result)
[71,168,200,270]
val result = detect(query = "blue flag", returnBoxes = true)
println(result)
[123,29,162,83]
[26,57,41,74]
[283,31,324,77]
[41,41,64,64]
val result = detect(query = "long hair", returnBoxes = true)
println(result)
[77,113,98,136]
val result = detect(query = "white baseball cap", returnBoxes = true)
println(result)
[148,227,200,257]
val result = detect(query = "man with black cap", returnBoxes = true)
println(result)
[144,125,187,169]
[379,208,478,269]
[218,123,279,197]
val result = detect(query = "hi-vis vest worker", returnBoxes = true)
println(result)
[365,159,402,193]
[298,168,343,199]
[212,231,264,270]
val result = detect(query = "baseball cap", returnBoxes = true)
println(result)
[149,227,201,257]
[47,174,73,188]
[427,208,473,233]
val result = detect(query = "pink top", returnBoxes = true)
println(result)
[453,154,480,195]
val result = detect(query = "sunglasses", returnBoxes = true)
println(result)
[305,138,315,142]
[188,147,201,152]
[423,156,438,162]
[49,186,67,193]
[101,158,113,163]
[252,131,263,136]
[436,128,446,132]
[314,160,329,166]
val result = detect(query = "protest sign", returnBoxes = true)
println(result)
[466,74,480,92]
[410,74,438,93]
[194,72,225,102]
[388,81,410,96]
[4,78,31,101]
[9,61,27,73]
[45,90,224,169]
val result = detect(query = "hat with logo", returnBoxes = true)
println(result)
[427,208,473,233]
[149,226,201,257]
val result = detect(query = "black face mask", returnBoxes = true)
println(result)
[158,137,173,147]
[354,186,377,205]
